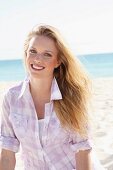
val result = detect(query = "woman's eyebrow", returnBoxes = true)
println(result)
[29,47,55,54]
[45,50,54,54]
[29,46,36,49]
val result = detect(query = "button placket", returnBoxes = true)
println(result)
[42,103,52,146]
[35,120,42,147]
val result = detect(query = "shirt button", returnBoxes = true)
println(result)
[44,124,47,129]
[38,160,44,167]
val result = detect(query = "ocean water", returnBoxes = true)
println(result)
[0,53,113,81]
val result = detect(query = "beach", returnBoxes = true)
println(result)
[0,77,113,170]
[91,77,113,170]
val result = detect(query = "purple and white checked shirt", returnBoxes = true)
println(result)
[0,78,93,170]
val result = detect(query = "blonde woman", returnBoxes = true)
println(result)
[0,25,104,170]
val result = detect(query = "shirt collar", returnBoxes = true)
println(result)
[18,77,62,100]
[18,77,30,99]
[50,78,62,100]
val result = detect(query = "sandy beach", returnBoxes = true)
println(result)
[0,77,113,170]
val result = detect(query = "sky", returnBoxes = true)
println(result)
[0,0,113,60]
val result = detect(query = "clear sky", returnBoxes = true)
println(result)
[0,0,113,59]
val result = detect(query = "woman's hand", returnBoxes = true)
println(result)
[0,149,16,170]
[76,149,92,170]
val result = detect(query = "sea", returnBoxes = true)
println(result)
[0,53,113,81]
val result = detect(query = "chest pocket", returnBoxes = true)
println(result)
[9,113,28,139]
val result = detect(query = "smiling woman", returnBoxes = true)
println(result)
[25,35,60,80]
[0,24,105,170]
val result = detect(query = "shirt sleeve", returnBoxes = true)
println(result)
[70,129,92,153]
[0,91,20,153]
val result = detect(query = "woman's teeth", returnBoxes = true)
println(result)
[31,64,45,70]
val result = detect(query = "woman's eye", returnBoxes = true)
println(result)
[44,53,52,57]
[29,49,37,54]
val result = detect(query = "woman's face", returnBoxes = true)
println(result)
[25,35,60,79]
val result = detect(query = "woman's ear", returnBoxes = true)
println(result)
[55,60,61,68]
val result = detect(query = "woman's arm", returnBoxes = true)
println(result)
[0,149,16,170]
[76,150,92,170]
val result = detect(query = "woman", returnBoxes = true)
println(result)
[0,25,104,170]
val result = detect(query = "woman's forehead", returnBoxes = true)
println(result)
[28,35,58,53]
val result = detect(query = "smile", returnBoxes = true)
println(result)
[31,64,45,71]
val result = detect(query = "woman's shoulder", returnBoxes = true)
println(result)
[0,81,25,107]
[3,81,24,98]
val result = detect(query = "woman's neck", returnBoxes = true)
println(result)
[29,77,53,102]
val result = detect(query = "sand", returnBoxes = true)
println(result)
[0,77,113,170]
[91,78,113,170]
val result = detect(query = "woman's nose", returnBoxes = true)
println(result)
[34,58,41,63]
[34,53,42,60]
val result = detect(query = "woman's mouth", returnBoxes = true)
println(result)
[31,64,45,71]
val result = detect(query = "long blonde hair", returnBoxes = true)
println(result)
[24,24,91,136]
